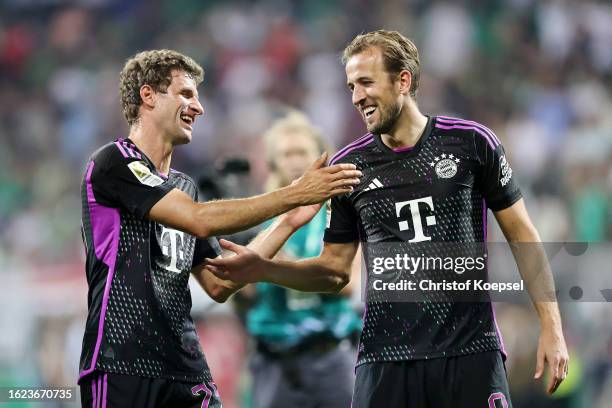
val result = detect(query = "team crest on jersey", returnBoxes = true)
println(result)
[430,153,459,179]
[127,161,164,187]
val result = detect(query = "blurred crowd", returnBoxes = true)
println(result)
[0,0,611,407]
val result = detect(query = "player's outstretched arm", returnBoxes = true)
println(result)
[148,153,360,238]
[494,198,569,395]
[206,240,359,293]
[192,203,323,302]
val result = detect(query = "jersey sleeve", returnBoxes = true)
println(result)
[191,237,223,267]
[190,187,223,267]
[323,195,359,243]
[476,135,522,211]
[90,146,174,219]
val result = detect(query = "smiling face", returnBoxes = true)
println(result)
[345,47,404,135]
[152,69,204,145]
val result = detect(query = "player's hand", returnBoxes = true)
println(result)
[280,203,323,230]
[534,326,569,395]
[289,152,361,205]
[205,239,265,285]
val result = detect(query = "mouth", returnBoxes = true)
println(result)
[180,113,194,128]
[362,105,377,120]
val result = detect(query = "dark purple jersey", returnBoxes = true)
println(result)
[78,138,221,384]
[324,116,522,366]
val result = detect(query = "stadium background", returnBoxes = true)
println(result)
[0,0,610,407]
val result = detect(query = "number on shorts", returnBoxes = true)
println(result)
[191,383,212,408]
[488,392,508,408]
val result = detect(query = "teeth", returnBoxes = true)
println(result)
[180,115,193,124]
[363,106,376,117]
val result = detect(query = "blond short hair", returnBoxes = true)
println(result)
[263,111,326,191]
[342,30,420,97]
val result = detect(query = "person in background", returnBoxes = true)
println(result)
[238,112,362,408]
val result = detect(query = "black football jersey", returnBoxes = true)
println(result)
[78,138,221,384]
[324,116,522,365]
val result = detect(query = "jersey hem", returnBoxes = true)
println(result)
[355,344,502,367]
[78,366,211,385]
[486,190,523,212]
[323,230,358,243]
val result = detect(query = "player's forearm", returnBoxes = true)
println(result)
[194,186,301,237]
[337,245,361,297]
[505,223,562,328]
[260,257,350,293]
[198,219,298,302]
[533,301,563,331]
[205,281,241,303]
[246,216,297,259]
[193,267,244,303]
[211,281,246,303]
[517,246,563,329]
[495,201,565,331]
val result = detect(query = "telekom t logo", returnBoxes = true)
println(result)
[161,226,185,273]
[395,196,436,242]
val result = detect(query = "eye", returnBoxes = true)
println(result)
[181,89,195,99]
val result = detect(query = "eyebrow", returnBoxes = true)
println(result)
[180,87,199,98]
[347,76,372,86]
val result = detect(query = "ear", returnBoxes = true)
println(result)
[397,70,412,96]
[139,84,156,108]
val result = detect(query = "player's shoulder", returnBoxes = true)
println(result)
[329,132,376,165]
[89,138,144,168]
[433,115,501,150]
[169,168,197,189]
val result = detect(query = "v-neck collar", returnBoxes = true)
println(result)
[373,116,435,158]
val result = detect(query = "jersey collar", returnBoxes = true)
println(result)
[124,137,170,179]
[373,115,435,158]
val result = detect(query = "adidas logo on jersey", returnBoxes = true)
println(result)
[364,177,384,191]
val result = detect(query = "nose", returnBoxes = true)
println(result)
[191,98,204,116]
[352,86,366,106]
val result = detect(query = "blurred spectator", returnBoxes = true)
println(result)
[234,112,361,408]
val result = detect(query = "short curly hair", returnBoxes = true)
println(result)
[119,49,204,126]
[342,30,420,98]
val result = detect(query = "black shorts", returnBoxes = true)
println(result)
[352,351,512,408]
[80,371,222,408]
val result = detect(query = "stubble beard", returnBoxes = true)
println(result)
[367,101,402,135]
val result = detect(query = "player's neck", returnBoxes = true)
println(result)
[380,102,427,149]
[128,124,174,175]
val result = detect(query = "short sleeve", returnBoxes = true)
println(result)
[477,137,522,211]
[323,195,359,243]
[190,187,223,267]
[90,147,174,219]
[191,237,223,267]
